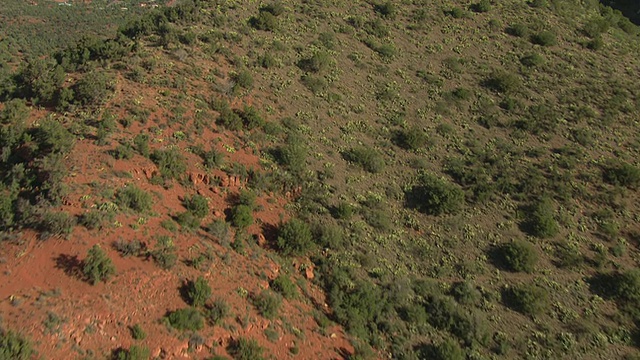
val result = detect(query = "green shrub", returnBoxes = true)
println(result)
[83,245,116,285]
[450,282,480,306]
[151,148,187,181]
[186,276,212,307]
[252,290,282,319]
[231,204,253,229]
[471,0,491,13]
[250,11,279,31]
[374,2,396,19]
[130,324,146,340]
[506,23,529,37]
[611,269,640,305]
[73,71,115,106]
[217,109,243,131]
[0,330,33,360]
[408,172,465,215]
[233,70,254,90]
[527,197,559,238]
[433,338,465,360]
[274,135,307,173]
[603,161,640,188]
[116,185,153,213]
[152,248,177,270]
[448,7,468,19]
[531,31,557,46]
[396,126,430,150]
[271,274,298,299]
[40,211,76,237]
[498,240,538,273]
[0,99,30,125]
[298,51,331,73]
[184,194,209,219]
[201,149,225,169]
[206,298,230,325]
[228,337,266,360]
[276,218,313,256]
[167,307,204,331]
[35,119,75,154]
[133,134,150,157]
[114,345,150,360]
[484,71,520,93]
[503,283,549,315]
[300,74,327,94]
[343,147,385,173]
[520,53,545,67]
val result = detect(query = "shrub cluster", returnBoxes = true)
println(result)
[497,240,538,273]
[407,172,465,215]
[83,245,116,285]
[343,146,385,173]
[166,307,204,331]
[276,218,313,256]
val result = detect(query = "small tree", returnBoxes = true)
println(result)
[0,330,33,360]
[498,240,538,273]
[503,283,549,316]
[408,172,464,215]
[527,196,559,238]
[186,276,211,307]
[166,307,204,331]
[231,204,253,229]
[83,245,116,285]
[276,218,313,256]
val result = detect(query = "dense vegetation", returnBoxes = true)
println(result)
[1,0,640,359]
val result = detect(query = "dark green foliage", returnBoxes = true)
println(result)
[497,240,538,273]
[300,74,327,94]
[231,204,253,229]
[374,2,397,19]
[133,134,150,157]
[116,185,153,213]
[167,307,204,331]
[16,57,65,104]
[114,345,150,360]
[433,338,465,360]
[408,172,465,215]
[506,23,529,37]
[298,51,331,73]
[217,108,243,131]
[151,148,187,181]
[40,210,76,237]
[531,31,557,46]
[233,70,254,89]
[472,0,492,13]
[0,330,33,360]
[276,218,313,256]
[520,53,545,67]
[526,197,559,238]
[130,324,146,340]
[250,10,279,31]
[274,135,307,173]
[448,7,469,19]
[603,161,640,188]
[201,149,225,169]
[343,147,385,173]
[0,99,29,125]
[83,245,116,285]
[111,143,134,160]
[35,119,75,154]
[396,126,430,150]
[252,290,282,319]
[484,71,520,93]
[425,296,488,345]
[206,298,230,326]
[271,274,298,299]
[184,194,209,219]
[176,212,200,231]
[503,283,549,315]
[186,276,212,307]
[227,337,266,360]
[73,71,115,106]
[332,202,354,220]
[238,106,264,130]
[450,282,481,306]
[152,248,177,270]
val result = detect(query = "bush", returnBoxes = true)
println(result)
[275,135,307,172]
[503,283,548,315]
[433,338,465,360]
[271,274,298,299]
[506,23,529,37]
[0,330,33,360]
[206,298,230,325]
[531,31,557,46]
[201,149,225,169]
[450,281,480,306]
[250,11,279,31]
[408,172,465,215]
[343,147,385,173]
[184,194,209,219]
[471,0,491,13]
[116,185,153,213]
[233,70,254,90]
[527,197,559,238]
[130,324,146,340]
[374,2,396,19]
[186,276,211,307]
[603,161,640,188]
[114,345,150,360]
[151,148,187,181]
[73,71,115,106]
[231,204,253,229]
[498,240,538,273]
[83,245,116,285]
[228,337,266,360]
[166,307,204,331]
[276,218,313,256]
[133,134,150,157]
[520,53,545,67]
[484,71,520,93]
[252,290,282,319]
[298,51,331,73]
[40,211,76,237]
[35,119,75,154]
[217,109,243,131]
[396,126,430,150]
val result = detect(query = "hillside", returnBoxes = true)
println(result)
[1,1,640,359]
